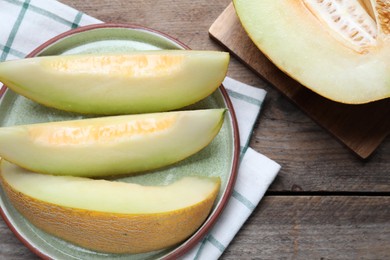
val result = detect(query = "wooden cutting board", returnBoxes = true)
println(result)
[209,3,390,159]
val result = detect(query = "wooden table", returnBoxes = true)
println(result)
[1,1,389,259]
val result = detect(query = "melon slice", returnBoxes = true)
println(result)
[0,50,229,114]
[233,0,390,104]
[0,159,221,254]
[0,109,225,177]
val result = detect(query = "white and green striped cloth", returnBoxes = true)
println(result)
[0,1,281,259]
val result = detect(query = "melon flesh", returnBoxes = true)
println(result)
[233,0,390,104]
[0,159,221,253]
[0,109,225,177]
[0,50,229,114]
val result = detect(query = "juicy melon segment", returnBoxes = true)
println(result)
[233,0,390,104]
[0,109,225,177]
[0,50,229,114]
[0,159,221,253]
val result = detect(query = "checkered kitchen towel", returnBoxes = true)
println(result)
[0,0,281,259]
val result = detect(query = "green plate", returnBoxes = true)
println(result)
[0,24,239,260]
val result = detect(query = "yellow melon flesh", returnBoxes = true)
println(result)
[0,159,221,254]
[0,109,225,177]
[233,0,390,104]
[0,51,229,114]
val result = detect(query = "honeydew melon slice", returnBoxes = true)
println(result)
[0,50,229,114]
[0,109,225,177]
[0,159,221,254]
[233,0,390,104]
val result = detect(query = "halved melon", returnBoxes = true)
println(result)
[0,159,221,253]
[233,0,390,103]
[0,50,229,114]
[0,109,225,177]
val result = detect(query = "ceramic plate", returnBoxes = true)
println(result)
[0,24,239,260]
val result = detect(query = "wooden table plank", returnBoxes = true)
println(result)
[254,103,390,192]
[1,196,389,259]
[0,223,38,260]
[223,196,390,259]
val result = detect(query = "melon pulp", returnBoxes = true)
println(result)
[0,109,225,177]
[0,159,221,254]
[0,50,229,114]
[233,0,390,104]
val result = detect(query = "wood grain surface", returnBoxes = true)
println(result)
[1,1,389,259]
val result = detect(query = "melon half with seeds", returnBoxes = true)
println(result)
[0,109,225,177]
[233,0,390,103]
[0,159,221,253]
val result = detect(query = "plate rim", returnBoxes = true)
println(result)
[0,23,240,260]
